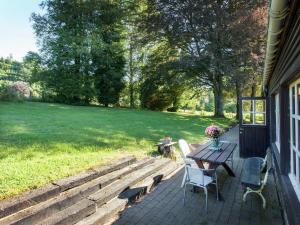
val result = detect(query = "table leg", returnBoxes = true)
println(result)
[195,160,205,168]
[196,160,218,170]
[222,162,235,177]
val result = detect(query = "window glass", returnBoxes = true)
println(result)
[297,84,300,115]
[255,100,265,113]
[293,118,296,146]
[292,86,295,114]
[293,151,296,174]
[242,100,252,112]
[254,113,265,125]
[242,99,266,125]
[242,113,252,124]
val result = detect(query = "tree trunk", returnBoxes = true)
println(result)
[129,42,135,108]
[251,83,256,97]
[250,82,256,123]
[213,75,224,117]
[235,80,241,120]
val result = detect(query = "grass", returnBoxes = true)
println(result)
[0,101,234,199]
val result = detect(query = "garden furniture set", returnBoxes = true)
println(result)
[178,136,271,211]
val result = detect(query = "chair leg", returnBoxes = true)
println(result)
[183,183,187,205]
[258,191,266,209]
[215,175,219,201]
[204,187,208,212]
[243,187,251,202]
[243,188,266,209]
[181,171,187,188]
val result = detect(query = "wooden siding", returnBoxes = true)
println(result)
[269,6,300,93]
[267,3,300,225]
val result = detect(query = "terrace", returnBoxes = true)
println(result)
[110,127,283,225]
[0,126,283,225]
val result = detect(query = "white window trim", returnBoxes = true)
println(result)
[289,173,300,201]
[289,80,300,201]
[275,94,280,151]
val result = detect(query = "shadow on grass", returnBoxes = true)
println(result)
[0,102,234,160]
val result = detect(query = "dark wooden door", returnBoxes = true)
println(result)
[239,97,268,158]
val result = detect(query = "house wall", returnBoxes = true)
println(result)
[267,5,300,225]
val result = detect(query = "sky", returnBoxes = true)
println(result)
[0,0,42,61]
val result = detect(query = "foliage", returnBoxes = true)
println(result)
[0,101,234,199]
[22,51,43,84]
[138,0,268,117]
[0,57,24,82]
[140,41,186,111]
[0,81,31,102]
[31,0,126,105]
[224,101,236,113]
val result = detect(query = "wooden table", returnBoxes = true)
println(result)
[187,141,237,177]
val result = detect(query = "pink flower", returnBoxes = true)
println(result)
[205,125,223,138]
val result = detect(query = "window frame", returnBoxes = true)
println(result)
[289,80,300,201]
[241,99,266,126]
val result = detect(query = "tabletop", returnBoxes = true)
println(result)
[156,141,177,147]
[187,141,237,164]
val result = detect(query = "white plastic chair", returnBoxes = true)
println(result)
[183,165,219,211]
[178,139,199,187]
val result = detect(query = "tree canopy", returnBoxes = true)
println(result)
[1,0,268,117]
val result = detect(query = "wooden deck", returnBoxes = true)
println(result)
[111,127,284,225]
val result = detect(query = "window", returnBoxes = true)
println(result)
[289,81,300,201]
[275,94,280,151]
[242,99,266,125]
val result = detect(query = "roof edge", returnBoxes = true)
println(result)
[262,0,289,92]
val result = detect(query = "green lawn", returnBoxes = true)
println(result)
[0,101,234,199]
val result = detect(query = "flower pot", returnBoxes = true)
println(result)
[211,137,221,150]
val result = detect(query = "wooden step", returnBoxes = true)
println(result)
[0,184,60,220]
[76,160,179,225]
[0,156,136,219]
[0,158,154,225]
[88,158,171,207]
[54,156,136,191]
[36,199,96,225]
[75,198,128,225]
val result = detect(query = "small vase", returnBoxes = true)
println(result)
[211,137,220,150]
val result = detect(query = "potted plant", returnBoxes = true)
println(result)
[205,125,224,150]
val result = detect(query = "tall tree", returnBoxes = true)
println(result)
[22,51,42,85]
[139,0,267,117]
[140,40,186,111]
[32,0,125,105]
[228,1,268,119]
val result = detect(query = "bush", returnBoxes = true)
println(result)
[0,81,31,102]
[224,101,236,113]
